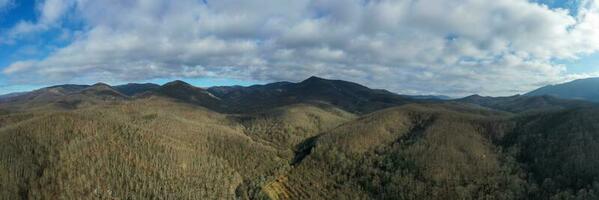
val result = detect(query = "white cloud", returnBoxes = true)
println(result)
[3,0,599,96]
[6,0,74,37]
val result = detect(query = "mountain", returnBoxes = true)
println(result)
[149,80,222,110]
[4,77,599,199]
[0,92,28,100]
[78,83,126,98]
[0,77,413,113]
[456,94,594,113]
[113,83,160,96]
[404,94,452,100]
[526,77,599,102]
[0,83,129,110]
[208,76,413,113]
[0,84,88,103]
[0,82,160,103]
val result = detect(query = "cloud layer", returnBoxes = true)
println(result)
[2,0,599,96]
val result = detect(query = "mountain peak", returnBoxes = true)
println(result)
[466,94,483,98]
[91,82,111,88]
[526,77,599,102]
[113,83,160,96]
[303,76,328,82]
[163,80,192,87]
[299,76,336,87]
[92,82,110,86]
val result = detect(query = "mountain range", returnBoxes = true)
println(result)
[526,77,599,102]
[1,76,599,199]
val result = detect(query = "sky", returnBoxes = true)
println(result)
[0,0,598,97]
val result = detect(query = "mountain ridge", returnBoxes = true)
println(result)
[3,76,599,114]
[3,76,599,199]
[526,77,599,102]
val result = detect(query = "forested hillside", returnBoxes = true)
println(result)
[1,77,599,199]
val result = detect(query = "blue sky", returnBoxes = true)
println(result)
[0,0,598,96]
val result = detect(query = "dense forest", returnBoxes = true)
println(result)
[2,77,599,199]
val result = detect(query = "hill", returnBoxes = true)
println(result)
[0,98,286,199]
[260,104,524,199]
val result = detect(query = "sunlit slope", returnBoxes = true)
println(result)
[236,103,356,151]
[0,98,286,199]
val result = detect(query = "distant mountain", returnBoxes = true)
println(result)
[526,77,599,102]
[0,77,414,113]
[404,94,452,100]
[208,76,413,113]
[2,77,595,114]
[0,91,28,100]
[114,83,160,96]
[0,83,127,109]
[149,80,222,110]
[76,83,127,99]
[0,84,89,104]
[457,94,594,113]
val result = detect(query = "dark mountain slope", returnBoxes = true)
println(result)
[114,83,160,96]
[405,94,452,100]
[209,76,413,114]
[526,77,599,102]
[148,80,222,111]
[502,108,599,199]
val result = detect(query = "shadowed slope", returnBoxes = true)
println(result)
[208,76,413,114]
[526,77,599,102]
[148,80,223,111]
[114,83,160,96]
[502,108,599,199]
